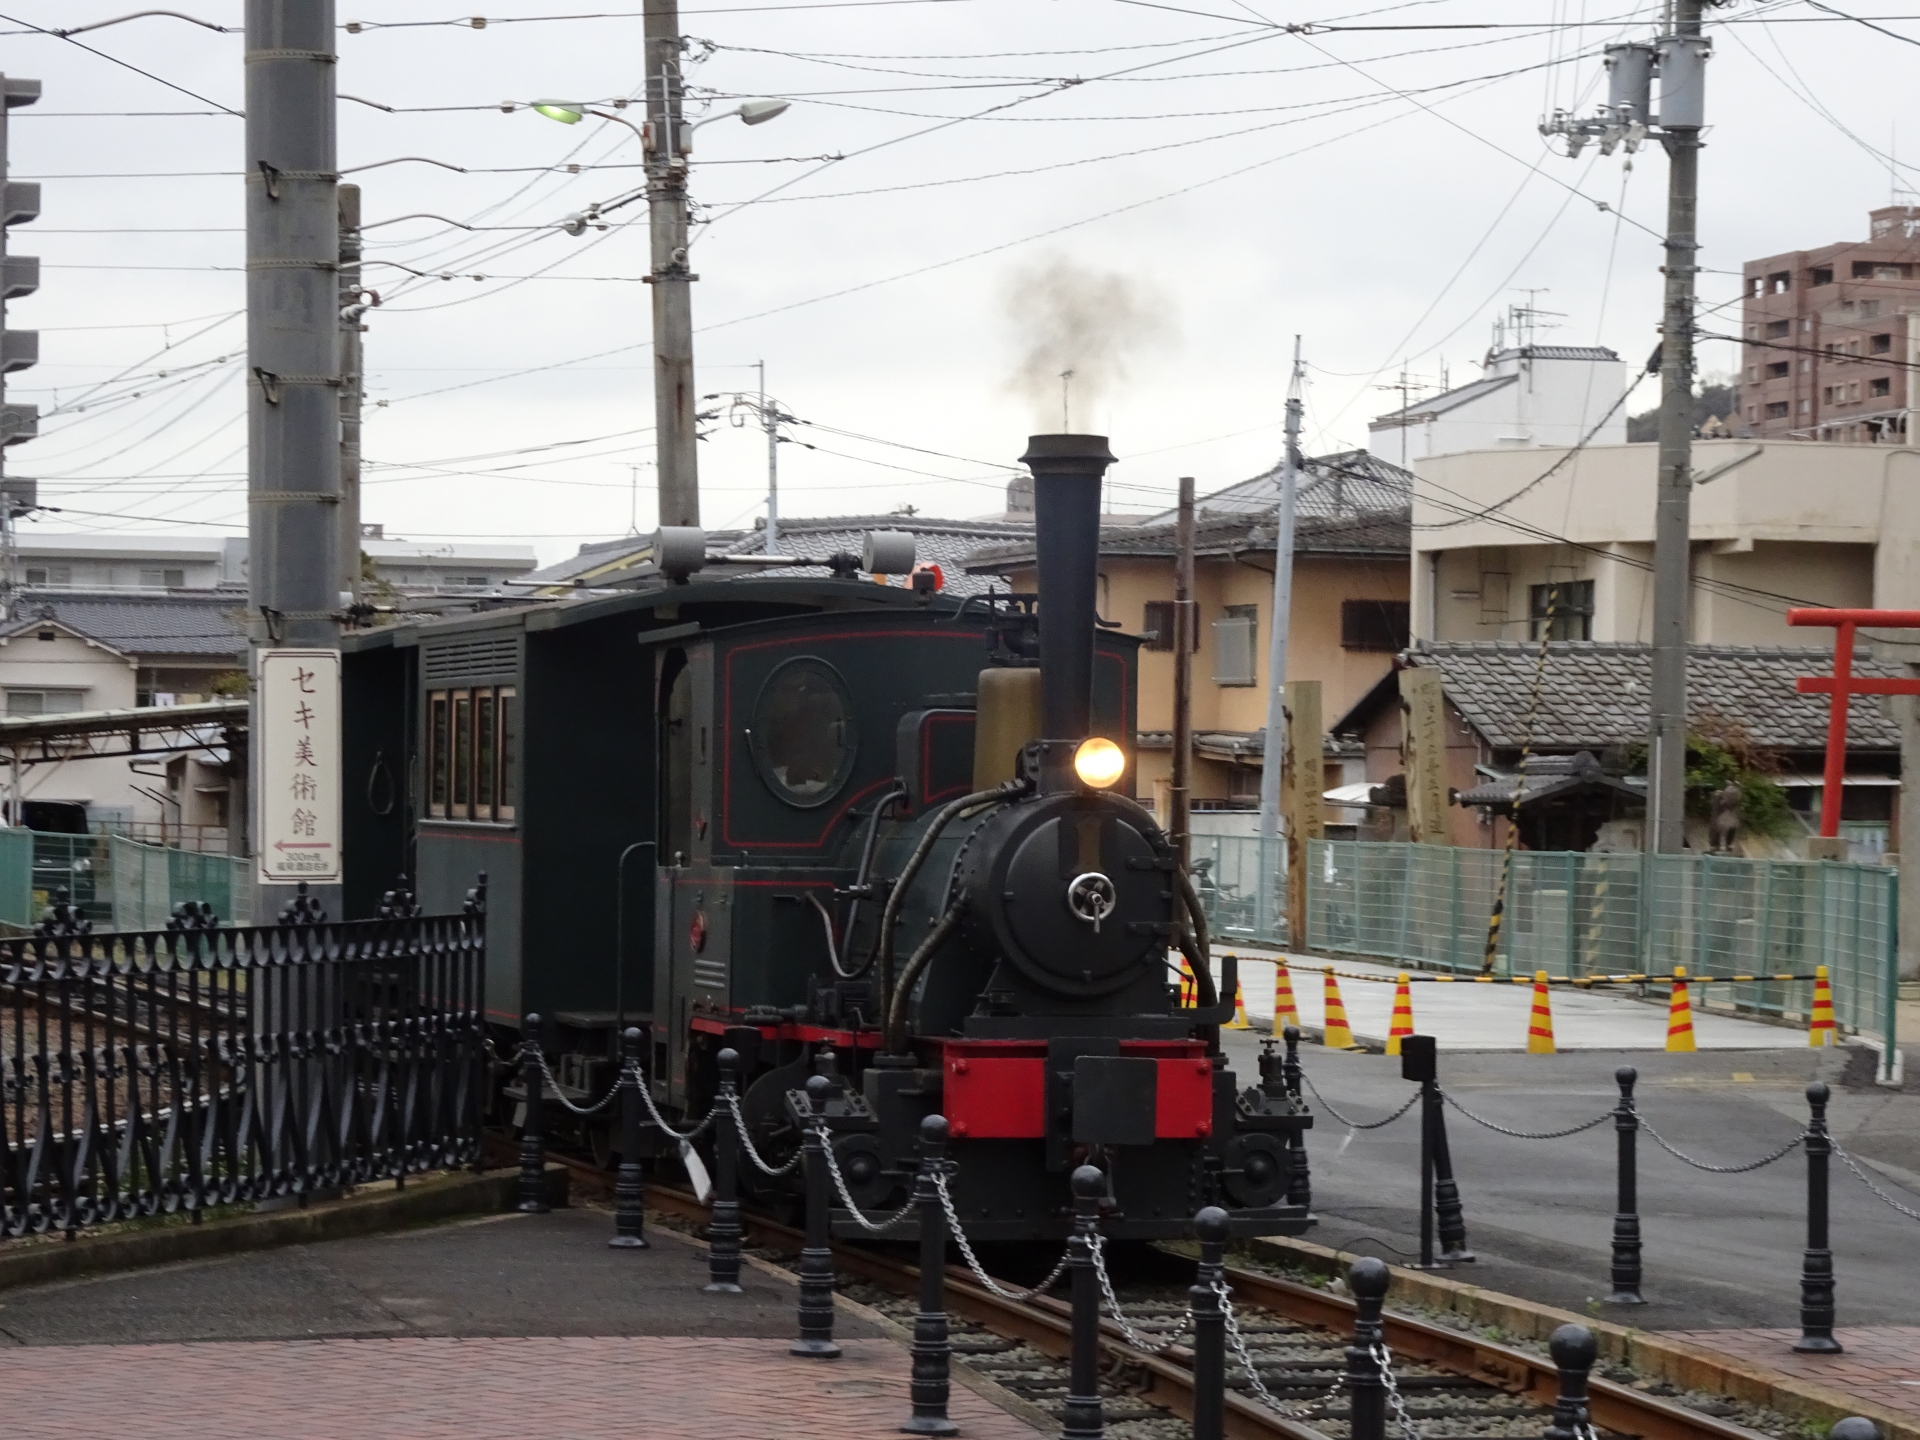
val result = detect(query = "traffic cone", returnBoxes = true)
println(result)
[1385,974,1415,1056]
[1808,964,1836,1048]
[1272,963,1300,1036]
[1321,967,1359,1050]
[1177,953,1195,1008]
[1225,970,1251,1030]
[1665,965,1697,1053]
[1526,970,1556,1055]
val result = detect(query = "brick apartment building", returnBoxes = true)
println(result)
[1740,204,1919,444]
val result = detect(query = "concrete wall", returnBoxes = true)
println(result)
[1414,440,1920,642]
[1370,350,1628,466]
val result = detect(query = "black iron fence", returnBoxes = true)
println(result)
[0,876,489,1239]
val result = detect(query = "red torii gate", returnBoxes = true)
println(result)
[1787,607,1920,838]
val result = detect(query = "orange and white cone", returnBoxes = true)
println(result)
[1526,969,1556,1055]
[1272,962,1300,1036]
[1177,953,1196,1008]
[1226,971,1251,1030]
[1665,965,1697,1053]
[1385,974,1416,1056]
[1808,964,1837,1048]
[1321,967,1359,1050]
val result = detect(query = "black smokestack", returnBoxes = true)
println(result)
[1021,433,1117,752]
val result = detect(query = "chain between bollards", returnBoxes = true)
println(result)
[517,1013,549,1215]
[1607,1066,1643,1305]
[705,1047,746,1293]
[1060,1164,1108,1440]
[609,1027,649,1249]
[1189,1206,1231,1440]
[1345,1256,1391,1440]
[901,1114,957,1437]
[1794,1080,1842,1354]
[791,1075,842,1358]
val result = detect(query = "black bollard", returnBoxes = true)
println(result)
[517,1013,549,1215]
[901,1115,958,1437]
[1607,1066,1644,1305]
[1793,1080,1843,1354]
[705,1047,745,1294]
[610,1027,650,1249]
[1281,1025,1312,1211]
[791,1074,842,1358]
[1344,1256,1391,1440]
[1061,1164,1107,1440]
[1543,1324,1598,1440]
[1431,1103,1473,1263]
[1189,1206,1231,1440]
[1401,1036,1442,1268]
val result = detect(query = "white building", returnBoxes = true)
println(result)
[12,531,538,597]
[1369,344,1629,469]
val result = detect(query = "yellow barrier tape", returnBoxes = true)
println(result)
[1214,953,1821,988]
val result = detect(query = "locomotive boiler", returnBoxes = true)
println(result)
[339,432,1313,1241]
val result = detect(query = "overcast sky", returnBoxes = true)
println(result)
[3,0,1915,564]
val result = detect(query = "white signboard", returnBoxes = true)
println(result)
[257,648,342,884]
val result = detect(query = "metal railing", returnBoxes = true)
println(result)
[0,880,489,1238]
[1305,840,1899,1049]
[1190,833,1287,947]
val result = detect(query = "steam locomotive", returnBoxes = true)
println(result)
[340,433,1313,1240]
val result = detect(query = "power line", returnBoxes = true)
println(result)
[0,10,242,116]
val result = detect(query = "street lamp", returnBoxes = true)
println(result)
[524,93,789,530]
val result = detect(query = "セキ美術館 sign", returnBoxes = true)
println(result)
[257,649,341,884]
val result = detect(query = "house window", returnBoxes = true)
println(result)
[1529,580,1594,641]
[1764,401,1790,418]
[1872,377,1891,398]
[1769,271,1791,294]
[425,685,516,823]
[1227,767,1261,804]
[6,688,86,717]
[23,566,70,586]
[1871,333,1892,354]
[1811,267,1834,286]
[1140,600,1195,653]
[1766,361,1790,379]
[1211,606,1258,686]
[1824,386,1837,404]
[1766,320,1791,338]
[1850,382,1862,402]
[138,568,184,588]
[1341,599,1411,652]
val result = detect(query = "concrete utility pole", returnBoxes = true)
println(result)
[758,360,778,553]
[0,74,41,625]
[1646,0,1709,854]
[1170,476,1196,871]
[339,183,363,609]
[646,0,699,528]
[246,0,341,863]
[1257,339,1304,933]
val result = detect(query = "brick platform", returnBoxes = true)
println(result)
[1661,1327,1920,1422]
[0,1335,1043,1439]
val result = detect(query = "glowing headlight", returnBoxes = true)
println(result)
[1073,736,1126,789]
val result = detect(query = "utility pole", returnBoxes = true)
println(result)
[1542,8,1709,853]
[646,0,699,528]
[1170,476,1195,871]
[758,360,779,554]
[0,74,40,626]
[247,0,341,880]
[1257,339,1304,936]
[339,183,363,609]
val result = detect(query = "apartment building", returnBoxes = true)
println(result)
[1741,204,1919,445]
[1369,341,1628,466]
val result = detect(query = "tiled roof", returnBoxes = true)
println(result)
[714,516,1033,596]
[1404,642,1902,753]
[11,591,247,658]
[964,449,1410,571]
[1371,373,1515,426]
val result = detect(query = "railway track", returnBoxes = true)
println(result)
[608,1168,1773,1440]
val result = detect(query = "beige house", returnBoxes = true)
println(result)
[1411,439,1920,645]
[967,451,1412,818]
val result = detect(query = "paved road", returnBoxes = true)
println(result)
[0,1207,870,1345]
[1221,1028,1920,1331]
